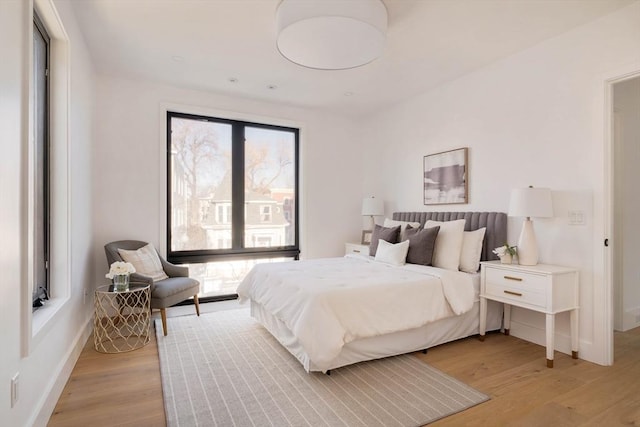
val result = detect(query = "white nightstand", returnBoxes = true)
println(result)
[479,261,579,368]
[345,243,370,256]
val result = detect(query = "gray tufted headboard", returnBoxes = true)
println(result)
[392,211,507,262]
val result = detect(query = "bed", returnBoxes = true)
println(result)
[237,211,507,372]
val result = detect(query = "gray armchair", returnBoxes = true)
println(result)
[104,240,200,336]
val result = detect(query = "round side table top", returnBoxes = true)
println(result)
[96,284,149,294]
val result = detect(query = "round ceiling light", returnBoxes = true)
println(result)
[276,0,388,70]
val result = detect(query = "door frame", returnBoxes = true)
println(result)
[602,66,640,365]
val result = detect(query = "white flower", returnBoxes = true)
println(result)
[105,261,136,279]
[492,246,507,257]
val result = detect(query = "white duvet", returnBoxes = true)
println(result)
[237,255,475,371]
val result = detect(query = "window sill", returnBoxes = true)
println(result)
[31,296,69,346]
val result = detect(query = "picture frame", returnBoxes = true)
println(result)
[361,230,372,245]
[423,147,468,205]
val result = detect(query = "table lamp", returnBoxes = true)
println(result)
[508,186,553,265]
[361,196,384,231]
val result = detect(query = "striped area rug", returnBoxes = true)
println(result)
[156,309,488,427]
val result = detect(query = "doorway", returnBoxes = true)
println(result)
[611,75,640,357]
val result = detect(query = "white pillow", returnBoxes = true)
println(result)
[118,243,169,282]
[374,239,410,266]
[459,227,486,273]
[425,219,466,271]
[383,218,421,241]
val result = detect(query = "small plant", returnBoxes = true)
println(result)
[492,244,517,258]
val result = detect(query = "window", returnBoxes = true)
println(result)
[260,205,272,223]
[26,0,72,351]
[167,111,299,297]
[216,203,231,224]
[32,12,50,309]
[283,198,292,222]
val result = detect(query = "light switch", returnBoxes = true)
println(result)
[568,210,585,225]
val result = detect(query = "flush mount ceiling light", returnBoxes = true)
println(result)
[276,0,387,70]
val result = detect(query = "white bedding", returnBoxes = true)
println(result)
[237,255,477,371]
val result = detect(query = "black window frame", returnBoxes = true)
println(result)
[166,111,300,264]
[32,11,51,309]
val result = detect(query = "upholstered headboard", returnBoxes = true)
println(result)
[392,211,507,262]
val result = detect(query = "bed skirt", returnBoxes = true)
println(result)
[250,299,504,372]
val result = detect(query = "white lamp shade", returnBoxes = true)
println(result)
[508,187,553,218]
[276,0,387,70]
[362,197,384,216]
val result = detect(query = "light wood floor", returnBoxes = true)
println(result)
[49,308,640,427]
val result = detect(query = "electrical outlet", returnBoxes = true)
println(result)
[11,373,19,407]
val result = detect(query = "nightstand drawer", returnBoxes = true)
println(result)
[485,268,547,293]
[485,282,547,308]
[345,243,369,256]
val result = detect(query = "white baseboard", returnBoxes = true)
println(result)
[29,315,93,427]
[508,320,599,365]
[622,307,640,331]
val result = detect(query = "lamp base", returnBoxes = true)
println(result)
[517,219,539,266]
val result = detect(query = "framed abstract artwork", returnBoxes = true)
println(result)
[423,147,468,205]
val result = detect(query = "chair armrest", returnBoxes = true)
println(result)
[161,258,188,278]
[129,272,155,293]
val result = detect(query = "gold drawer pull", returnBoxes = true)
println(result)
[504,275,523,282]
[504,290,523,297]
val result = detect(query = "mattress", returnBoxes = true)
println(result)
[250,294,503,372]
[238,256,480,370]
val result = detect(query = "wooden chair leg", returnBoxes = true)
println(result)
[160,308,168,336]
[194,294,201,317]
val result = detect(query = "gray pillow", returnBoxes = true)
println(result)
[405,225,440,266]
[369,224,401,256]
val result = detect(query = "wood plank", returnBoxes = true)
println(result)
[49,311,640,427]
[49,326,166,427]
[428,327,640,426]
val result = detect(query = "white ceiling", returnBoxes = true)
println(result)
[70,0,635,118]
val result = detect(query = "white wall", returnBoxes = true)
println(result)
[359,2,640,365]
[0,0,27,421]
[1,3,636,424]
[614,77,640,331]
[91,76,364,284]
[0,0,95,425]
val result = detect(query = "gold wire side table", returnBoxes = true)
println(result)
[94,284,150,353]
